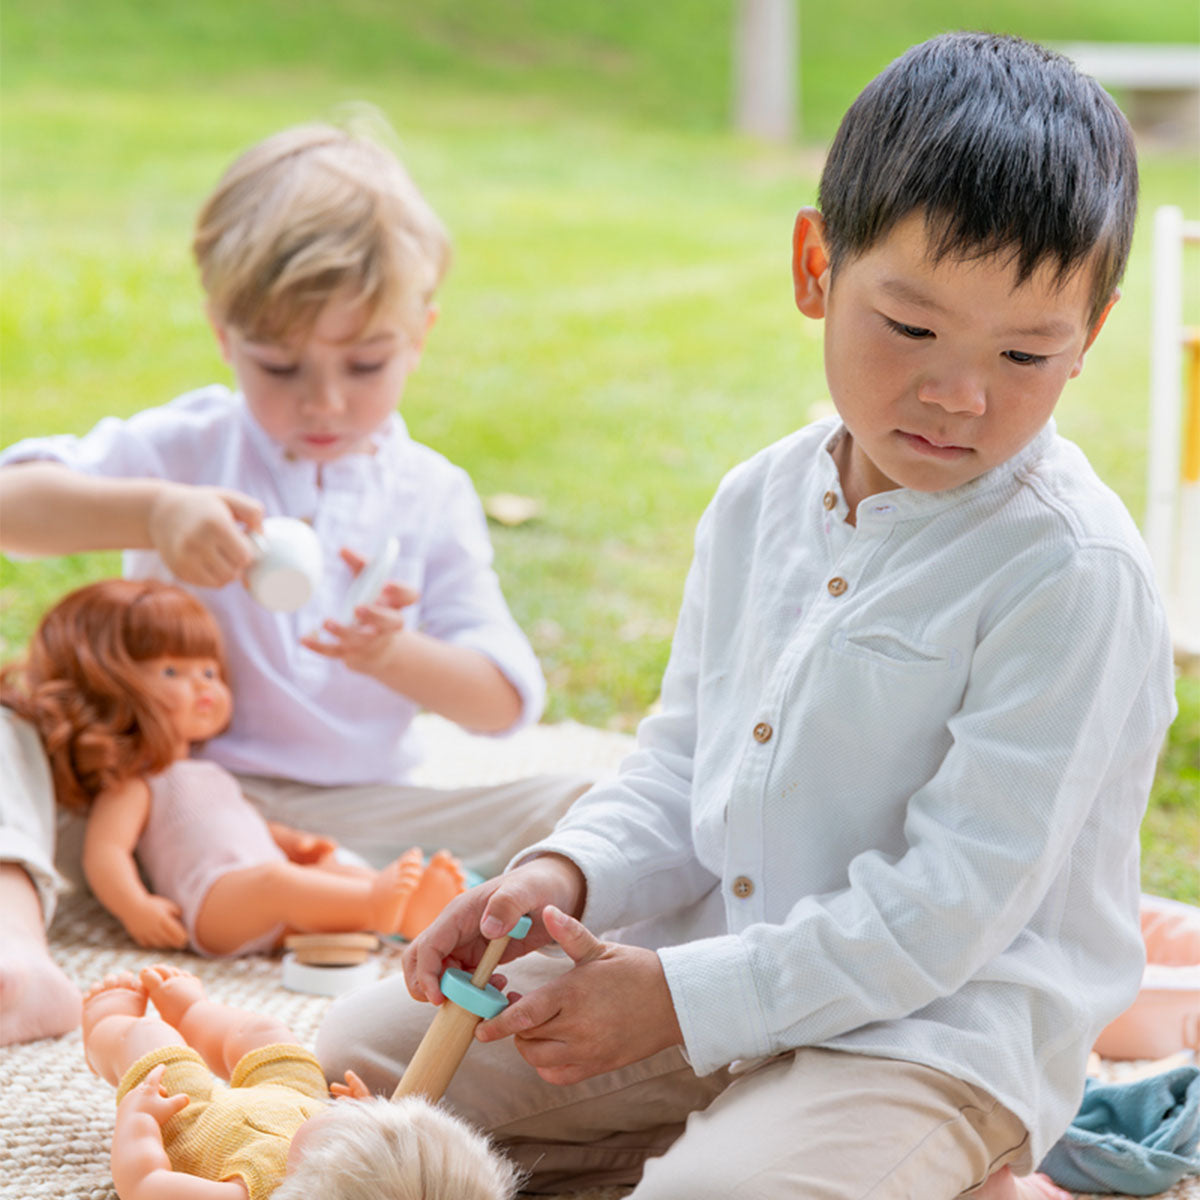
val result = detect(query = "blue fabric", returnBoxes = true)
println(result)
[1039,1067,1200,1194]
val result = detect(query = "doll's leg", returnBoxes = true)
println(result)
[397,849,467,940]
[193,847,428,956]
[82,972,184,1085]
[141,964,297,1079]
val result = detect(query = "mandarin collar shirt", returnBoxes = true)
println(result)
[1,385,545,784]
[522,416,1176,1165]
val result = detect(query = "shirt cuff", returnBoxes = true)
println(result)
[658,935,773,1076]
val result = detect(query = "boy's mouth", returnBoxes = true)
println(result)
[898,431,972,459]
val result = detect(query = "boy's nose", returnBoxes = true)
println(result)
[304,377,346,414]
[916,373,987,416]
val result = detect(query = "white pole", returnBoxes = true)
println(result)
[1145,205,1184,592]
[734,0,797,142]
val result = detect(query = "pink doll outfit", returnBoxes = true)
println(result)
[136,759,287,956]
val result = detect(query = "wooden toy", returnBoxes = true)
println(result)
[393,915,533,1102]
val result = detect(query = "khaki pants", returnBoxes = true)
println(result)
[317,953,1032,1199]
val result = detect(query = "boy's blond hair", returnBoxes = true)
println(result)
[194,115,451,344]
[272,1095,522,1200]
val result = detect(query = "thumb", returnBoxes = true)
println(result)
[542,905,606,966]
[219,489,265,532]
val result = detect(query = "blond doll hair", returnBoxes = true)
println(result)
[193,110,451,345]
[272,1095,522,1200]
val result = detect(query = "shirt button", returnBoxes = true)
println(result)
[732,876,755,899]
[752,721,773,743]
[827,576,848,596]
[822,491,837,510]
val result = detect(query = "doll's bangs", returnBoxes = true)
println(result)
[122,586,226,668]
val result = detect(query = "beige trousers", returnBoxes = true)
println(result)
[317,952,1032,1199]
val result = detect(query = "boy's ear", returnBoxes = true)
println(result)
[206,305,234,365]
[1069,290,1119,379]
[407,304,439,368]
[793,208,832,319]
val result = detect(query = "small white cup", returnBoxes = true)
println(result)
[245,517,323,612]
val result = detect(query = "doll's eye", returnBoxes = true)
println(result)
[162,665,178,677]
[202,667,217,679]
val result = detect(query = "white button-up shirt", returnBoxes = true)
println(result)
[1,385,545,784]
[525,417,1176,1164]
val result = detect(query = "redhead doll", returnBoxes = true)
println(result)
[0,579,464,956]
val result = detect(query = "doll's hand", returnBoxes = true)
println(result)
[267,822,338,865]
[123,896,189,950]
[147,482,263,589]
[475,905,684,1085]
[120,1063,190,1126]
[300,549,419,676]
[329,1069,372,1099]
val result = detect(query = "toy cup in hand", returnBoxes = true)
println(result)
[245,518,323,612]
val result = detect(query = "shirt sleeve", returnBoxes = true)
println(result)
[416,465,546,732]
[517,500,722,934]
[657,544,1175,1074]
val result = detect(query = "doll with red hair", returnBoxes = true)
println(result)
[1,579,464,956]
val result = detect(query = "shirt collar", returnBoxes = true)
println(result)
[820,418,1057,524]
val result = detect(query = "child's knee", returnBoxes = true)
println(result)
[315,974,427,1094]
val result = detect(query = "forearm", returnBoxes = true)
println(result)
[0,462,172,555]
[366,630,523,731]
[112,1112,247,1200]
[82,845,153,930]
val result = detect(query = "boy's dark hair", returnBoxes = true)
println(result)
[818,32,1138,325]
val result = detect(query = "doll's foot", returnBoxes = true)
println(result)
[398,849,467,940]
[81,973,147,1074]
[971,1167,1071,1200]
[369,847,426,934]
[141,963,207,1030]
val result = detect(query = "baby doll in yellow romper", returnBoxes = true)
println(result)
[82,964,519,1200]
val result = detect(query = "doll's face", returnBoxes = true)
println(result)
[135,656,232,752]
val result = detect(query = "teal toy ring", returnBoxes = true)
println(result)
[440,968,508,1019]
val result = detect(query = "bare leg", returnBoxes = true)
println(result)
[969,1166,1071,1200]
[141,964,298,1079]
[82,973,184,1086]
[0,863,81,1045]
[193,847,426,956]
[397,849,467,940]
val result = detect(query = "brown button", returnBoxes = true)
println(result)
[752,721,773,743]
[732,876,754,899]
[827,576,848,597]
[822,491,837,510]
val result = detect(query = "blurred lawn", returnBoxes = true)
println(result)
[1,1,1197,900]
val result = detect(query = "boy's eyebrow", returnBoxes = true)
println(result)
[880,279,1077,340]
[879,278,950,315]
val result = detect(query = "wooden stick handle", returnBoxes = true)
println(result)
[392,916,533,1103]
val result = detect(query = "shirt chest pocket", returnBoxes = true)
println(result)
[830,627,961,672]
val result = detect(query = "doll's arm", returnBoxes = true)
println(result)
[112,1065,248,1200]
[83,779,188,949]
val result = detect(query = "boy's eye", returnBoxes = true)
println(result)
[349,361,386,375]
[1003,349,1049,367]
[885,317,934,340]
[259,363,299,377]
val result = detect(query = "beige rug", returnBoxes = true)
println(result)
[1,715,1196,1199]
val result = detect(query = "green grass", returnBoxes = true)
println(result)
[1,1,1197,901]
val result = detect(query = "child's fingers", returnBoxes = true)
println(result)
[380,581,420,608]
[339,547,368,573]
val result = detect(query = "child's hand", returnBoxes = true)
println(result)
[301,548,419,676]
[147,482,263,588]
[475,905,684,1085]
[402,855,586,1006]
[124,896,189,950]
